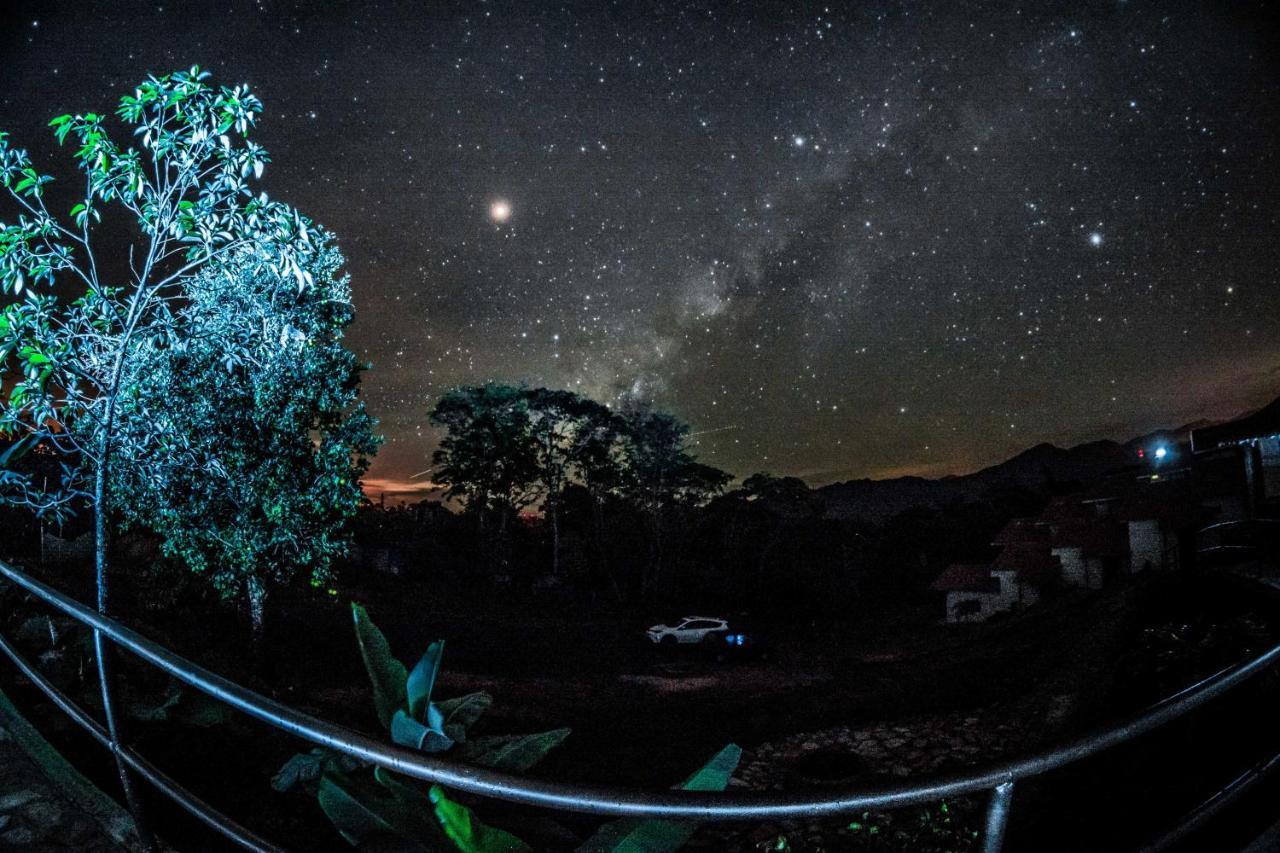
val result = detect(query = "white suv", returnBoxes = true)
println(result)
[646,616,729,645]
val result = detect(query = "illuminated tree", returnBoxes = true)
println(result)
[0,66,329,824]
[110,243,379,644]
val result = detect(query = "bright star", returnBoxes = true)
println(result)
[1089,232,1103,247]
[489,199,512,223]
[793,135,806,148]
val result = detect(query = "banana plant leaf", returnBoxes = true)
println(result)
[392,707,454,754]
[352,603,409,730]
[317,772,441,851]
[575,744,742,853]
[455,728,571,773]
[272,747,367,793]
[435,691,493,743]
[407,641,445,720]
[428,784,534,853]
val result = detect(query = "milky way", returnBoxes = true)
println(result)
[3,2,1278,500]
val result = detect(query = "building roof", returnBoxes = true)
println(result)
[1115,483,1208,527]
[931,563,1000,593]
[990,542,1061,587]
[1048,518,1128,558]
[1191,396,1280,451]
[992,518,1050,546]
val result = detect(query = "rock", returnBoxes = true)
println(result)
[25,797,64,827]
[0,824,36,845]
[0,790,39,812]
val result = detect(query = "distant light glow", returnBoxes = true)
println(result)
[489,199,512,223]
[1154,446,1167,460]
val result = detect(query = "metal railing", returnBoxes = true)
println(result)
[1,557,1278,853]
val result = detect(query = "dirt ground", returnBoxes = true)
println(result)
[2,565,1279,851]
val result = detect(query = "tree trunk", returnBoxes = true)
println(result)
[246,576,267,650]
[550,502,560,577]
[497,507,510,572]
[94,465,157,852]
[591,495,622,602]
[645,508,663,598]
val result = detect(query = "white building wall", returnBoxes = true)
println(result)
[1129,519,1164,573]
[946,591,996,623]
[1084,557,1105,589]
[947,573,1038,623]
[1053,547,1088,587]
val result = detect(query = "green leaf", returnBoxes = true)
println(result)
[435,692,493,743]
[428,785,533,853]
[124,685,182,722]
[391,708,454,754]
[454,729,570,773]
[670,743,741,792]
[317,773,436,851]
[0,433,38,468]
[271,748,366,793]
[352,603,408,730]
[406,641,445,721]
[575,744,742,853]
[174,693,233,728]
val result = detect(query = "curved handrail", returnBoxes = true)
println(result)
[2,558,1278,824]
[0,630,281,852]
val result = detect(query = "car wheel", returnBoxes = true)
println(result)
[660,635,677,648]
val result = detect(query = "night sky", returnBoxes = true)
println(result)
[3,2,1279,501]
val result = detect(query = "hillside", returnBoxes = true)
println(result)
[810,401,1251,524]
[816,439,1137,523]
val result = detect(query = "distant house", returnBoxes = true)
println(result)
[1117,483,1207,574]
[990,541,1057,605]
[1191,398,1280,516]
[931,523,1058,623]
[931,563,1002,623]
[931,479,1203,622]
[350,543,407,576]
[1048,519,1126,589]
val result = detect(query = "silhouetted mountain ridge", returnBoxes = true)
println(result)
[814,405,1251,524]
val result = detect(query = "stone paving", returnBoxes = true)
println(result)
[0,690,138,852]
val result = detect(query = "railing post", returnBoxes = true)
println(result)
[982,780,1015,853]
[94,628,158,852]
[93,521,157,852]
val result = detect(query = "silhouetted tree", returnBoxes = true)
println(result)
[429,383,539,569]
[616,405,731,596]
[524,388,612,577]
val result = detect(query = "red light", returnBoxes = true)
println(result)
[1137,449,1145,458]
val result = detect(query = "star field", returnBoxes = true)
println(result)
[3,1,1278,499]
